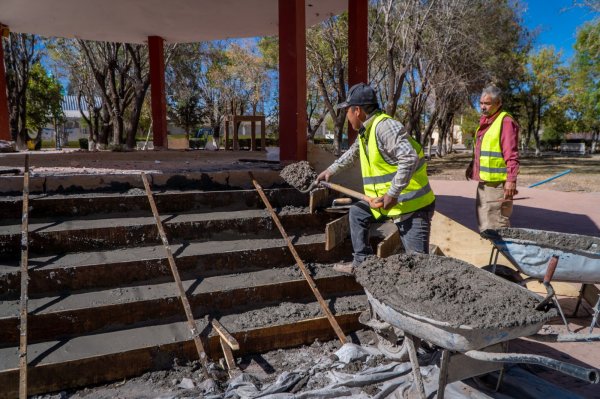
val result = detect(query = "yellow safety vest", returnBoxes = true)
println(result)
[359,113,435,220]
[479,111,509,182]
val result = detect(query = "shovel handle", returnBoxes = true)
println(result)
[544,256,559,284]
[319,181,383,209]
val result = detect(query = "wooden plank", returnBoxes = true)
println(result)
[19,154,30,399]
[376,229,400,258]
[325,214,349,251]
[141,173,209,379]
[0,275,362,345]
[220,338,239,378]
[212,319,239,350]
[309,188,329,214]
[250,173,348,344]
[0,312,363,399]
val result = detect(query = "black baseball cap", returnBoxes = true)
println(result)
[335,82,379,110]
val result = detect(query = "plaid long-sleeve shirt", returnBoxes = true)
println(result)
[326,111,419,198]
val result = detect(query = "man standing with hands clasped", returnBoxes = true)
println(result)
[466,85,520,234]
[316,83,435,274]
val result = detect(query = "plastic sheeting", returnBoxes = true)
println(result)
[208,343,584,399]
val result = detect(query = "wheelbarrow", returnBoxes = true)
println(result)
[358,254,600,399]
[484,228,600,333]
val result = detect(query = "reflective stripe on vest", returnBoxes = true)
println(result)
[359,113,435,220]
[479,111,508,182]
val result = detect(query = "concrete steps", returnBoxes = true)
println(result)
[0,207,332,259]
[0,182,364,397]
[0,297,365,398]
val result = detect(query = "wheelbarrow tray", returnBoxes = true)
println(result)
[365,283,555,352]
[487,228,600,284]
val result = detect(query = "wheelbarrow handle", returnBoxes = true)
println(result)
[464,350,599,384]
[543,255,559,284]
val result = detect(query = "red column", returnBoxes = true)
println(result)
[0,35,10,141]
[278,0,307,162]
[347,0,368,145]
[148,36,167,149]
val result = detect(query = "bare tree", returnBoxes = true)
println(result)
[306,16,348,155]
[3,33,40,147]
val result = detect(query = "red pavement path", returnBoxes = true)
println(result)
[430,180,600,237]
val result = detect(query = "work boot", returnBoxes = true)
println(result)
[333,262,355,275]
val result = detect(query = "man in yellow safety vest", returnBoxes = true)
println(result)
[316,83,435,274]
[465,85,519,234]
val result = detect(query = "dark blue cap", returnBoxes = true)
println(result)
[335,82,379,110]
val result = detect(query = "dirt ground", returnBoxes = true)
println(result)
[427,152,600,193]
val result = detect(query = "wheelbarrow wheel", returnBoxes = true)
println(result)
[358,307,417,362]
[376,331,417,362]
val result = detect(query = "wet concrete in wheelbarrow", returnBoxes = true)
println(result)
[356,253,555,330]
[491,228,600,253]
[280,161,318,191]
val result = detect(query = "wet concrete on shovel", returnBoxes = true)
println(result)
[280,161,318,191]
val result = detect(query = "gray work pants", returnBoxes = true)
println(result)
[348,200,434,266]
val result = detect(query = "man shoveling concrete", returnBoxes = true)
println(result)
[282,83,436,275]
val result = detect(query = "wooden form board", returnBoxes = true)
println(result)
[309,188,329,214]
[376,229,401,258]
[430,211,583,298]
[325,214,349,251]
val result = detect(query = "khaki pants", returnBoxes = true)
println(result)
[476,181,512,232]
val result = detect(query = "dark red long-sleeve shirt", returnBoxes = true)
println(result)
[471,110,520,182]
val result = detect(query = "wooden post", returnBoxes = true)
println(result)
[260,118,266,151]
[347,0,368,145]
[250,120,256,151]
[278,0,307,161]
[225,119,230,151]
[233,117,239,151]
[148,36,167,148]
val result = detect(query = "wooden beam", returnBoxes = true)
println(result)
[250,173,347,344]
[19,154,30,399]
[325,214,349,251]
[211,319,239,350]
[141,173,209,378]
[219,338,239,378]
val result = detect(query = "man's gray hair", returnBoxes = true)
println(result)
[482,86,502,103]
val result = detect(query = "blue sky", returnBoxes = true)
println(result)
[522,0,598,62]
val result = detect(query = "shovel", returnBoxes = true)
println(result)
[301,180,384,209]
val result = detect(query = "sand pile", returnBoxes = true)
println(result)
[355,253,555,329]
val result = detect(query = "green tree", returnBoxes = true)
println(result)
[26,63,65,145]
[569,20,600,144]
[519,47,568,155]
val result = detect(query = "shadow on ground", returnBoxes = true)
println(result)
[435,194,600,237]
